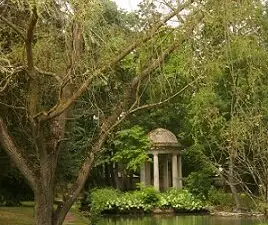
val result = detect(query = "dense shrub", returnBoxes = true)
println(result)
[160,189,207,212]
[90,188,120,214]
[0,171,33,206]
[0,189,21,206]
[208,187,255,210]
[140,186,160,205]
[107,191,152,212]
[207,187,233,207]
[88,187,207,215]
[185,169,213,199]
[89,187,159,214]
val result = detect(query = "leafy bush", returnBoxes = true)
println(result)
[207,187,233,207]
[107,191,152,212]
[90,188,120,214]
[90,186,159,213]
[87,187,207,215]
[0,170,33,207]
[159,189,207,212]
[111,126,150,171]
[140,186,159,205]
[0,189,21,206]
[208,187,255,210]
[185,169,214,199]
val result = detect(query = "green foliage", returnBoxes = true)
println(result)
[183,144,215,177]
[185,168,214,200]
[0,149,33,206]
[87,187,207,215]
[89,187,159,214]
[139,186,159,205]
[159,189,207,212]
[0,180,33,207]
[208,187,255,210]
[207,187,234,207]
[106,190,154,212]
[181,0,268,205]
[111,126,150,171]
[4,0,268,220]
[0,190,20,207]
[89,188,120,215]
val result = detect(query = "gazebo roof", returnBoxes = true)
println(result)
[148,128,180,148]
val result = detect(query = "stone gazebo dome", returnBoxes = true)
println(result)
[148,128,180,148]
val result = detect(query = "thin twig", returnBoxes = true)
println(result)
[35,66,62,82]
[129,76,203,114]
[0,15,25,40]
[35,0,198,122]
[0,101,25,110]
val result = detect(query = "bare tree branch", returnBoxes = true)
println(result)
[108,0,195,65]
[0,15,25,40]
[24,6,40,125]
[0,117,36,190]
[0,101,25,110]
[34,0,198,122]
[0,75,14,92]
[0,66,25,92]
[161,0,185,23]
[34,66,62,82]
[129,75,203,114]
[25,8,38,70]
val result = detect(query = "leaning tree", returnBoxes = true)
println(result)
[0,0,203,224]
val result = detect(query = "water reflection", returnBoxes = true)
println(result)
[100,215,265,225]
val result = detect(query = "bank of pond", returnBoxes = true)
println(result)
[85,187,207,216]
[0,187,266,225]
[82,186,268,225]
[84,187,258,216]
[100,215,266,225]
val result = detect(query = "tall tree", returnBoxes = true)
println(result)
[0,0,202,224]
[185,0,268,210]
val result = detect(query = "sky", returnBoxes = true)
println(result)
[112,0,141,11]
[112,0,178,27]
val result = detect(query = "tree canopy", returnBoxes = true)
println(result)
[2,0,268,224]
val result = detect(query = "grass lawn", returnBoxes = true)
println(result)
[0,202,89,225]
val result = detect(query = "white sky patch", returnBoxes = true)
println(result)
[112,0,141,11]
[112,0,184,27]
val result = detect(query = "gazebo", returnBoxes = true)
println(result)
[140,128,183,191]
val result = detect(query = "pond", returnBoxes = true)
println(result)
[100,215,265,225]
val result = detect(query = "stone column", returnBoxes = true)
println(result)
[178,155,183,189]
[145,161,151,185]
[163,155,169,190]
[153,153,159,191]
[140,162,146,187]
[172,154,178,188]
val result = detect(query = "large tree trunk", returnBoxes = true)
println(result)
[34,188,54,225]
[0,117,55,225]
[34,144,56,225]
[228,156,241,210]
